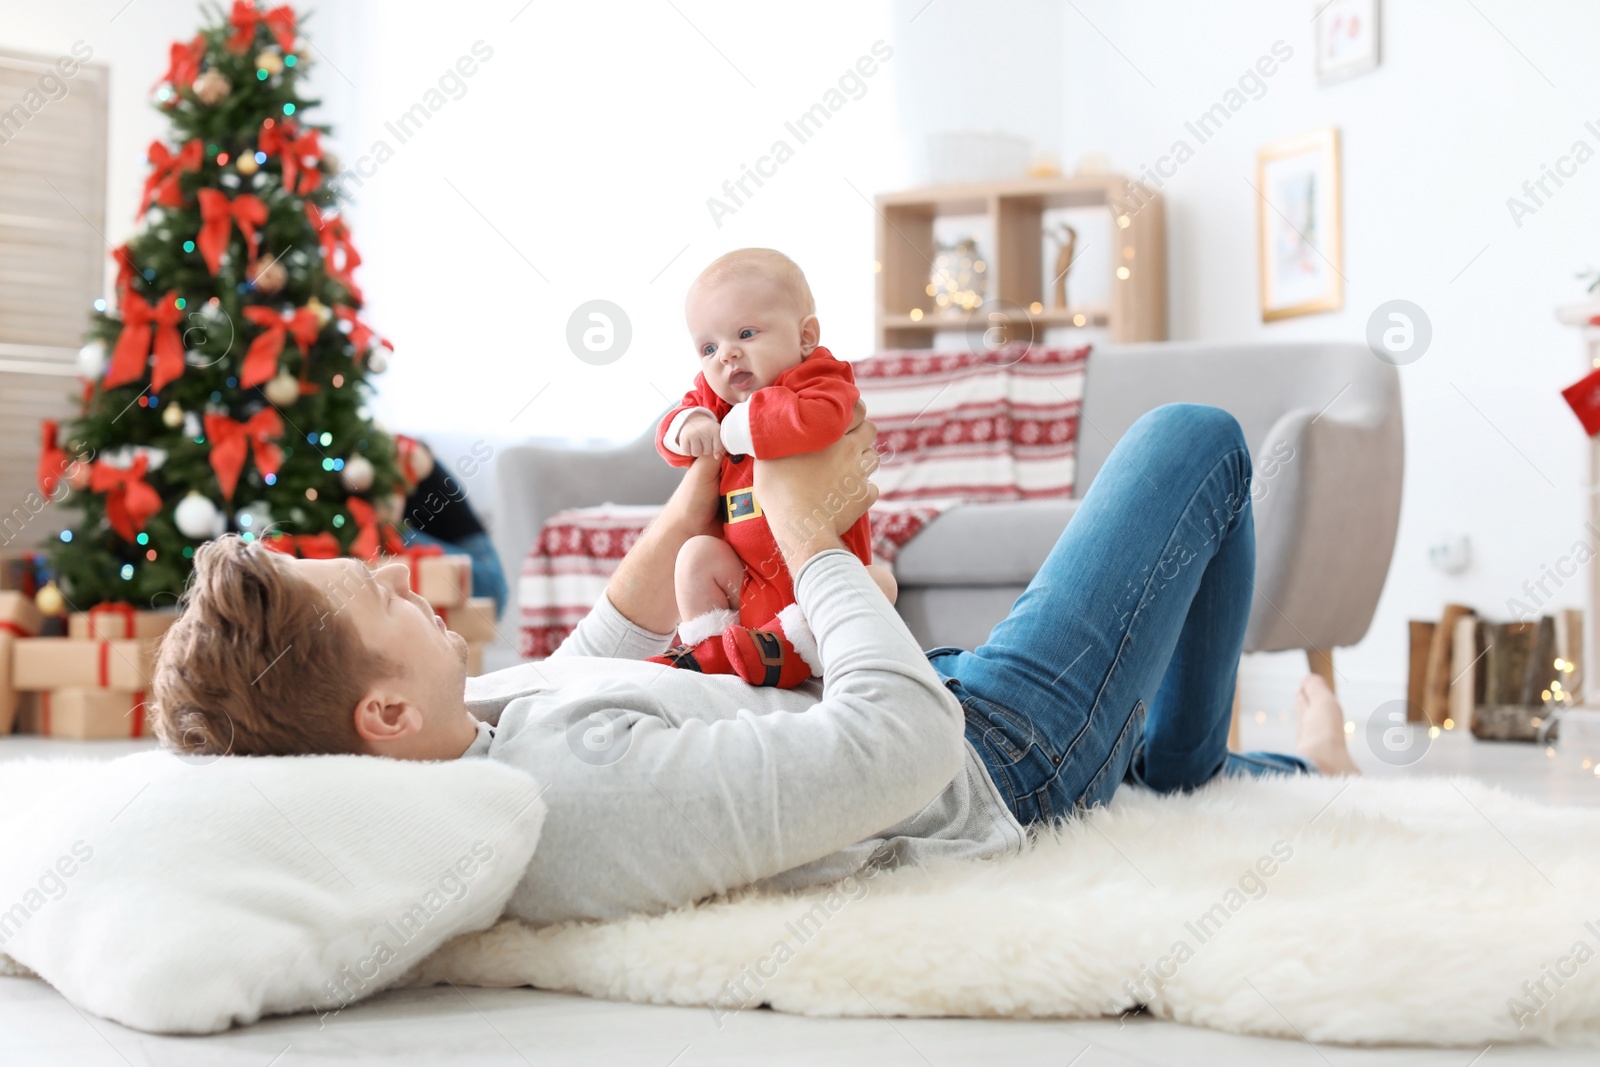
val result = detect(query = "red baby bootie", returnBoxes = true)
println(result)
[647,608,738,675]
[723,605,821,689]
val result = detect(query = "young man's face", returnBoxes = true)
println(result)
[289,555,478,759]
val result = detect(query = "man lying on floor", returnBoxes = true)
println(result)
[149,403,1358,928]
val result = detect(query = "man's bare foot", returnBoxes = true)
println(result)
[1293,674,1361,776]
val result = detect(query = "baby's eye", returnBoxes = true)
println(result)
[739,328,756,340]
[700,343,716,357]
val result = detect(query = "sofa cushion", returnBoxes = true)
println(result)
[892,500,1077,586]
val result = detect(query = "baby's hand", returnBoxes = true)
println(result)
[677,413,724,458]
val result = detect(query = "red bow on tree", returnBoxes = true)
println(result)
[226,1,297,53]
[333,305,391,363]
[345,498,403,560]
[241,305,321,389]
[38,421,67,499]
[152,34,205,92]
[259,120,321,195]
[106,290,184,392]
[139,139,202,218]
[112,244,137,294]
[306,203,362,299]
[90,456,162,542]
[204,409,284,501]
[196,189,267,275]
[262,531,342,559]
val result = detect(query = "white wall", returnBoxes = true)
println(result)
[1037,0,1600,713]
[333,0,902,447]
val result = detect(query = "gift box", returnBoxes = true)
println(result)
[0,590,44,638]
[380,547,472,608]
[12,637,156,691]
[3,691,40,735]
[67,603,179,641]
[466,642,484,677]
[17,688,148,740]
[0,641,27,734]
[437,598,497,643]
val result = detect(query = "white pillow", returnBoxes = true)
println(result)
[0,749,544,1033]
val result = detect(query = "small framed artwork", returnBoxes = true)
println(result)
[1314,0,1381,84]
[1256,127,1343,322]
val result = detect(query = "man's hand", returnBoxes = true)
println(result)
[606,454,722,635]
[676,412,724,459]
[754,401,879,573]
[661,454,723,542]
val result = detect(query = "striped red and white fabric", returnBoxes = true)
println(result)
[518,345,1088,658]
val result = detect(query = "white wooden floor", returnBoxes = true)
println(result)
[3,701,1599,1065]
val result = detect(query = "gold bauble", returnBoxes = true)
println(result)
[161,402,184,428]
[35,583,64,616]
[305,296,332,325]
[255,51,284,75]
[251,258,287,294]
[236,153,260,176]
[192,69,231,106]
[263,371,300,407]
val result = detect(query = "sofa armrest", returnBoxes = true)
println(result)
[1245,399,1404,653]
[490,427,680,620]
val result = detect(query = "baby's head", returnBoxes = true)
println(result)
[686,248,819,404]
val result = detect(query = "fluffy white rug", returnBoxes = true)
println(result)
[411,774,1600,1047]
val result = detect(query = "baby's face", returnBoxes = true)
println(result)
[686,272,810,405]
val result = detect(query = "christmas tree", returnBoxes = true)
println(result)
[39,0,402,609]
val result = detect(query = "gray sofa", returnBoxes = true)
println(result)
[493,342,1403,667]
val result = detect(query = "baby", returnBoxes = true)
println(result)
[649,248,895,688]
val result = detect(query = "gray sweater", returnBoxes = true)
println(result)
[461,548,1026,927]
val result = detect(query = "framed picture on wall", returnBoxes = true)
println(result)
[1256,127,1343,321]
[1314,0,1381,84]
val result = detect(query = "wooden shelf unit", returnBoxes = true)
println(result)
[873,175,1167,351]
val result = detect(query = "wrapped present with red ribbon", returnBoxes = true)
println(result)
[18,689,147,740]
[435,597,497,643]
[377,544,472,608]
[1,592,45,727]
[67,602,178,642]
[1,591,44,638]
[11,638,157,691]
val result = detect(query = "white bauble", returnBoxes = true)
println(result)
[175,492,220,539]
[263,372,299,407]
[235,501,274,535]
[340,454,375,492]
[77,340,107,379]
[365,349,388,374]
[183,411,202,439]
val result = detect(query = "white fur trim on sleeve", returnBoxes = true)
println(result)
[720,402,756,457]
[677,607,738,647]
[777,603,821,677]
[664,407,717,456]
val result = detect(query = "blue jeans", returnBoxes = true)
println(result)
[926,404,1312,826]
[401,528,509,618]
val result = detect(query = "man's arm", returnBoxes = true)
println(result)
[549,455,723,661]
[755,402,880,574]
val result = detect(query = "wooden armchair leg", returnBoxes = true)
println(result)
[1228,677,1242,751]
[1307,648,1336,692]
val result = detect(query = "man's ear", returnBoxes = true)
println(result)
[799,314,821,356]
[351,687,424,748]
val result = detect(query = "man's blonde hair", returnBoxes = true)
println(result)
[690,247,816,316]
[149,534,390,757]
